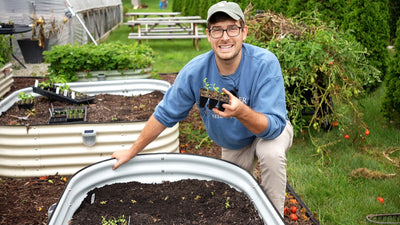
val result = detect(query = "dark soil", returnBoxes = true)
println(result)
[71,179,263,225]
[0,76,318,225]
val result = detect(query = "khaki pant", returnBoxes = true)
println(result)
[221,120,293,216]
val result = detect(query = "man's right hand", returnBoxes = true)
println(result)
[111,149,136,170]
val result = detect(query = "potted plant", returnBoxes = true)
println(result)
[17,11,67,64]
[17,92,35,110]
[33,80,94,104]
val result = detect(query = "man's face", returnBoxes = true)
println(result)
[207,19,248,62]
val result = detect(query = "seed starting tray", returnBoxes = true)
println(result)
[48,106,87,124]
[33,86,94,104]
[199,88,230,111]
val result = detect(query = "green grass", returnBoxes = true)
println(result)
[107,1,400,224]
[287,86,400,225]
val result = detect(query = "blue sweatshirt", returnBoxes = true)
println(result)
[154,43,288,149]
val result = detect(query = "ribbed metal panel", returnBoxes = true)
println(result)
[0,63,13,98]
[0,123,179,177]
[48,154,285,225]
[0,79,179,177]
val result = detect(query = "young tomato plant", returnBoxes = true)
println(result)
[246,11,379,161]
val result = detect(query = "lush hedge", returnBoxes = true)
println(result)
[340,0,389,89]
[246,12,380,138]
[0,36,12,68]
[389,0,400,42]
[43,42,155,82]
[382,18,400,124]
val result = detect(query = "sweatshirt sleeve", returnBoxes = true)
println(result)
[153,65,198,128]
[250,52,287,140]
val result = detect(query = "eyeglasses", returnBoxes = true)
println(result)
[208,26,242,39]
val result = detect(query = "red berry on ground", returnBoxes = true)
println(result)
[290,213,298,221]
[377,197,384,203]
[284,207,289,215]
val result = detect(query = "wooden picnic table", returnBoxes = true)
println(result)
[126,19,208,50]
[125,12,181,21]
[136,16,202,21]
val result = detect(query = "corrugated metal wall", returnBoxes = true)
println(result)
[0,79,179,177]
[0,122,179,177]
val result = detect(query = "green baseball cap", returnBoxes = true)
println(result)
[207,1,245,23]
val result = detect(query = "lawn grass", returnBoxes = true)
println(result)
[107,1,400,224]
[288,86,400,224]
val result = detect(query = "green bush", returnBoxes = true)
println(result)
[382,19,400,124]
[389,0,400,41]
[341,0,389,89]
[43,42,155,82]
[0,35,12,68]
[246,12,380,139]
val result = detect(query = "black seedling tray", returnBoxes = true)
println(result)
[199,88,229,111]
[33,86,94,104]
[48,106,87,124]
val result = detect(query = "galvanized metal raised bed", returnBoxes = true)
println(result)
[47,153,285,225]
[0,79,179,177]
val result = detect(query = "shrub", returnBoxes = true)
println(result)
[341,0,389,89]
[0,35,12,68]
[43,42,155,82]
[381,19,400,124]
[246,11,380,140]
[389,0,400,42]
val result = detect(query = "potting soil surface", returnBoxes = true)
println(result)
[70,179,264,224]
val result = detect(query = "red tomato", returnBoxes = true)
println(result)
[365,129,370,135]
[344,134,350,139]
[332,121,339,127]
[284,207,289,215]
[377,197,384,203]
[289,199,297,203]
[290,213,298,221]
[290,206,297,213]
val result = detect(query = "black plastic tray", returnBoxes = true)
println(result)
[287,182,320,224]
[48,106,87,124]
[33,86,94,104]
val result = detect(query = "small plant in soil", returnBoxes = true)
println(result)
[17,92,35,110]
[199,78,230,111]
[199,89,229,111]
[101,215,128,225]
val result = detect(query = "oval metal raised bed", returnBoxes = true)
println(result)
[0,79,179,177]
[47,153,285,225]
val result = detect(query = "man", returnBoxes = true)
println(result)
[112,1,293,216]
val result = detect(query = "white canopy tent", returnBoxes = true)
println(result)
[0,0,122,57]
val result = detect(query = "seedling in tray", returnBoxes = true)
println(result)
[17,92,35,110]
[48,105,87,124]
[199,88,230,111]
[33,80,94,104]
